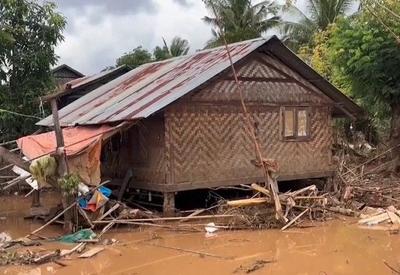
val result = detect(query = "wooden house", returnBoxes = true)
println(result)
[52,64,84,86]
[37,36,363,213]
[49,65,131,108]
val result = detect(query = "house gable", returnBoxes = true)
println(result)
[181,51,333,107]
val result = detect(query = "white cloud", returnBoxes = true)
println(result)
[54,0,211,75]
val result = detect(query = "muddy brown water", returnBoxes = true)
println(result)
[1,193,400,274]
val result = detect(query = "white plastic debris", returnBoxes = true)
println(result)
[12,165,38,190]
[205,222,219,233]
[78,182,90,195]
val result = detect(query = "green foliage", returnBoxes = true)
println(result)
[0,0,66,142]
[116,46,153,68]
[281,0,356,51]
[202,0,281,47]
[329,15,400,109]
[153,37,190,61]
[58,173,80,195]
[116,37,190,67]
[299,0,400,142]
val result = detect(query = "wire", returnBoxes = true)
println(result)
[0,108,42,120]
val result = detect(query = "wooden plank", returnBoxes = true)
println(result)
[130,171,336,192]
[386,210,400,225]
[0,146,30,171]
[358,213,390,225]
[78,247,104,258]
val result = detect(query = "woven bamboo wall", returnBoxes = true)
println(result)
[164,53,335,187]
[127,115,166,184]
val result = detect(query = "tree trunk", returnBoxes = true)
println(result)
[390,103,400,173]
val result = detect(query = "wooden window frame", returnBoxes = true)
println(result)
[281,106,311,141]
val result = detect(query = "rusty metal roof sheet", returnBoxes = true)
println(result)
[66,65,129,90]
[38,37,268,126]
[37,36,364,127]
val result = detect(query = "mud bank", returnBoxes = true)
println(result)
[1,194,400,275]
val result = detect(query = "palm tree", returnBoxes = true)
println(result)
[202,0,281,48]
[153,37,190,61]
[281,0,356,50]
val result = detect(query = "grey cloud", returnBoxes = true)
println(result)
[54,0,157,16]
[173,0,194,7]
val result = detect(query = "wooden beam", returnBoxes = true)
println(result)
[0,146,30,171]
[163,192,175,216]
[130,171,336,193]
[0,146,40,206]
[50,98,73,233]
[50,99,65,149]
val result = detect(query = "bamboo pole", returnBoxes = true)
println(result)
[205,0,284,222]
[27,201,77,237]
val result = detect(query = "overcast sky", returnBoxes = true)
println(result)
[53,0,212,75]
[52,0,320,75]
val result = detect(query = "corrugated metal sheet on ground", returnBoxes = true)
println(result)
[37,38,268,127]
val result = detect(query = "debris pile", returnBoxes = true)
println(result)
[337,145,400,209]
[221,183,346,230]
[358,205,400,228]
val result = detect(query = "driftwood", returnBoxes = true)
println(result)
[33,251,60,264]
[227,198,269,207]
[149,243,232,260]
[281,209,309,231]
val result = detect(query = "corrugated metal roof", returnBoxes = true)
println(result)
[38,37,268,126]
[66,65,128,90]
[37,36,364,127]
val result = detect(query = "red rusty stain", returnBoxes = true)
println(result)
[54,39,266,125]
[60,62,171,120]
[97,45,251,122]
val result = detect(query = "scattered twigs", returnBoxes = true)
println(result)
[341,144,400,177]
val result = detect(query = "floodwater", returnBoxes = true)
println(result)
[1,193,400,275]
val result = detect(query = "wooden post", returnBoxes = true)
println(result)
[163,192,175,216]
[0,146,40,207]
[50,99,73,233]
